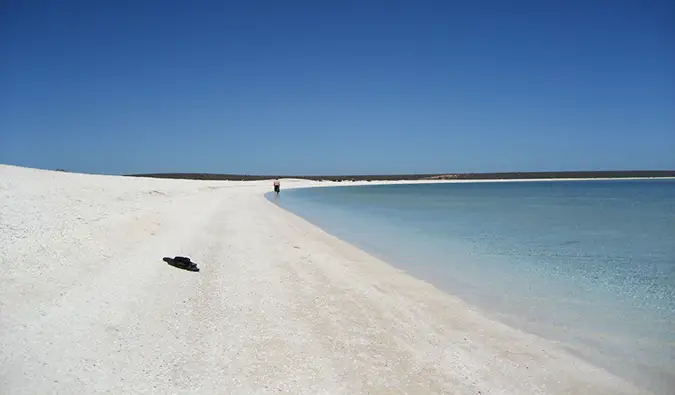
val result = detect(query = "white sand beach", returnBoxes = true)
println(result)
[0,165,652,395]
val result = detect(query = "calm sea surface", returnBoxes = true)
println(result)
[270,179,675,394]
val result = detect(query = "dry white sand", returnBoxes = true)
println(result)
[0,165,652,394]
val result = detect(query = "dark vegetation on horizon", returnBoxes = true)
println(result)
[127,170,675,182]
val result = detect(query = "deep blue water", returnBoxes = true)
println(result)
[270,179,675,394]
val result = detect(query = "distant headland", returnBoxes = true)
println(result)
[127,170,675,182]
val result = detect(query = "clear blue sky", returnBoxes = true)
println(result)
[1,0,674,175]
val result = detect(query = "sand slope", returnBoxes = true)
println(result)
[0,165,650,394]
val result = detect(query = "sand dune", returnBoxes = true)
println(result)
[0,165,650,394]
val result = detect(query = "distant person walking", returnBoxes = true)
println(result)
[273,178,281,196]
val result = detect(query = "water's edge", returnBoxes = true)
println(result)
[264,180,674,395]
[263,190,644,390]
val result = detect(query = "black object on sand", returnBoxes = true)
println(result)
[163,256,200,272]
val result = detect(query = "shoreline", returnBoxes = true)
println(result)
[0,164,655,394]
[266,182,673,394]
[262,185,658,394]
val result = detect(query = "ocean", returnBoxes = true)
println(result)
[269,179,675,394]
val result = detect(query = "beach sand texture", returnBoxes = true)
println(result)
[0,165,651,394]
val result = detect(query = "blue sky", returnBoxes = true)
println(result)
[1,0,674,175]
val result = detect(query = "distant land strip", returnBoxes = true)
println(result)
[126,170,675,182]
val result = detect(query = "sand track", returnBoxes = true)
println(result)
[0,165,651,394]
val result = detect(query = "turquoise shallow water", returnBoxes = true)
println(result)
[270,179,675,394]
